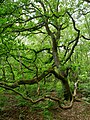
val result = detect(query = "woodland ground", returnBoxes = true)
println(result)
[0,92,90,120]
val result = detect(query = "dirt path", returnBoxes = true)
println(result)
[51,101,90,120]
[0,93,90,120]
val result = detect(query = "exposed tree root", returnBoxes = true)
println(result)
[0,80,80,109]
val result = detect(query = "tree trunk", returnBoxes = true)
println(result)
[51,69,72,101]
[61,79,72,101]
[44,18,72,101]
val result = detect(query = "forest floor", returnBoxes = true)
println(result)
[0,92,90,120]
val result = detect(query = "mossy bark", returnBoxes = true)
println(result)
[61,79,72,101]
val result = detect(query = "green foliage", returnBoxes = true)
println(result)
[0,0,90,111]
[43,108,53,119]
[16,96,30,107]
[0,94,8,111]
[78,82,90,103]
[0,96,7,107]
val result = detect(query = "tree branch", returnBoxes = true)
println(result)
[12,22,44,33]
[0,79,80,109]
[0,68,53,88]
[64,12,80,64]
[84,0,90,3]
[82,35,90,40]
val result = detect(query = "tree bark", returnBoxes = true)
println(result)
[61,79,72,100]
[44,13,72,101]
[50,69,72,100]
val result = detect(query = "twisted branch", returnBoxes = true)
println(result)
[0,78,80,109]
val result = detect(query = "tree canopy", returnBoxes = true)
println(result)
[0,0,90,109]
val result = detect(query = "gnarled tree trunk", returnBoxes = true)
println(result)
[44,14,72,101]
[61,78,72,100]
[51,69,72,101]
